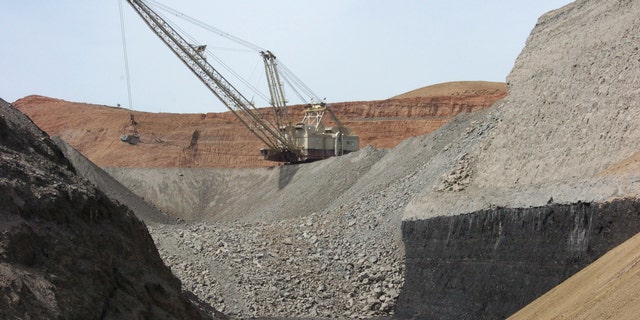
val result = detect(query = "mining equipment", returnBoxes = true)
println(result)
[125,0,358,163]
[120,113,140,144]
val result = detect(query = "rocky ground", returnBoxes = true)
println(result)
[149,215,404,319]
[105,143,431,318]
[50,103,430,318]
[100,111,484,318]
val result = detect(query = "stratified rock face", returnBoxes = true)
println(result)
[397,199,640,319]
[0,98,217,319]
[13,81,505,168]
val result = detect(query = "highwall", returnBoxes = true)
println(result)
[396,198,640,319]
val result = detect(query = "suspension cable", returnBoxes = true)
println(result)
[118,0,134,109]
[146,0,264,52]
[146,0,271,105]
[144,0,319,105]
[279,62,321,102]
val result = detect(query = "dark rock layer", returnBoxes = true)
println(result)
[397,199,640,319]
[0,97,221,319]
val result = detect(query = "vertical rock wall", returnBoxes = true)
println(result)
[397,199,640,319]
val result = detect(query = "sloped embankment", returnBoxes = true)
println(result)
[0,98,222,319]
[53,137,174,225]
[510,219,640,319]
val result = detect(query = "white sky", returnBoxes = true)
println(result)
[1,0,573,114]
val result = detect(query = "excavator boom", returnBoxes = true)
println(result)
[125,0,297,156]
[125,0,358,163]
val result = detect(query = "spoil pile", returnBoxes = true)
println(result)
[104,112,484,318]
[404,0,640,219]
[108,148,422,318]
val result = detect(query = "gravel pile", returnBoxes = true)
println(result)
[136,117,479,318]
[149,210,404,319]
[104,110,484,319]
[134,139,453,318]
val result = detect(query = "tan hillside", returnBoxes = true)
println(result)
[392,81,507,99]
[510,231,640,320]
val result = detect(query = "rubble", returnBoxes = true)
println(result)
[149,208,405,318]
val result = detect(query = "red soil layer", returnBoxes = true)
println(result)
[14,81,506,168]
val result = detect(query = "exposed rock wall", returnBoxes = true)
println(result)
[397,199,640,319]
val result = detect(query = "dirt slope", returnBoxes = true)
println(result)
[391,80,506,99]
[13,81,505,168]
[52,136,175,225]
[509,231,640,319]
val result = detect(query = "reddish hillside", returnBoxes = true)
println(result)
[14,81,506,168]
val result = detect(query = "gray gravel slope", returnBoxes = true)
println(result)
[405,0,640,219]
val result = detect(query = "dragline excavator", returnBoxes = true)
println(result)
[125,0,358,163]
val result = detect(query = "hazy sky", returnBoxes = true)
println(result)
[1,0,573,114]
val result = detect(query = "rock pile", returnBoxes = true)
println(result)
[102,111,482,318]
[149,207,404,318]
